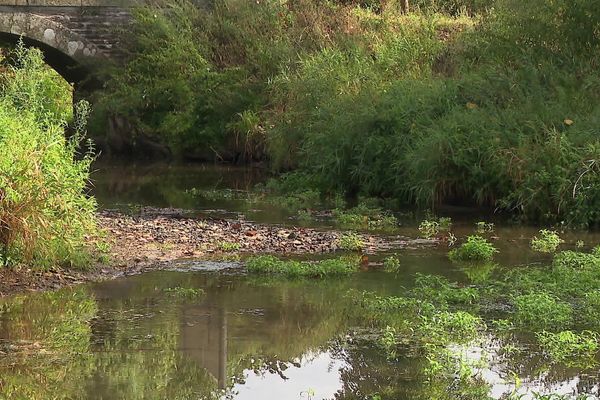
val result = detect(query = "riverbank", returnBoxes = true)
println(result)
[0,207,436,296]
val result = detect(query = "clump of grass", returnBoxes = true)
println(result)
[218,241,241,252]
[338,233,365,252]
[536,330,598,366]
[418,217,452,239]
[513,292,572,332]
[333,203,398,230]
[245,255,358,278]
[531,230,563,253]
[163,287,205,298]
[382,255,401,272]
[448,235,497,263]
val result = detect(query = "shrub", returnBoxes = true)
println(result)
[0,44,96,268]
[513,293,572,332]
[448,235,497,262]
[530,230,563,253]
[338,233,365,251]
[536,330,598,366]
[383,255,401,272]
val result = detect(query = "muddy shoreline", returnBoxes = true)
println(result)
[0,207,435,297]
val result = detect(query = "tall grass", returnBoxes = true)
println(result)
[0,43,97,268]
[97,0,600,226]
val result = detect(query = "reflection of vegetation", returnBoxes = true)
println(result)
[345,249,600,398]
[163,286,205,298]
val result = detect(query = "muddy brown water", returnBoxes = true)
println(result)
[1,162,600,399]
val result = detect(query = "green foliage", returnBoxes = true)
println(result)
[382,255,401,272]
[552,250,600,270]
[513,292,572,332]
[448,235,497,262]
[536,330,598,366]
[413,273,479,306]
[418,217,452,239]
[338,232,365,251]
[334,204,398,230]
[245,255,359,278]
[218,241,241,252]
[530,230,563,253]
[0,43,97,268]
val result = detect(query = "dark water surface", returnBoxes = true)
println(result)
[1,163,599,399]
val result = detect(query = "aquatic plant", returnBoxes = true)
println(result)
[382,255,401,272]
[536,330,598,366]
[448,235,497,263]
[552,250,600,269]
[338,233,365,252]
[418,217,452,239]
[513,292,572,332]
[413,274,479,306]
[531,230,563,253]
[245,255,358,278]
[333,203,398,230]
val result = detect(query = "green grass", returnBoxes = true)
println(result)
[0,43,97,269]
[531,230,563,253]
[338,233,365,252]
[448,235,497,263]
[513,292,572,332]
[245,255,359,278]
[218,241,241,252]
[536,330,598,366]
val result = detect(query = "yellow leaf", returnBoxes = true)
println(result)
[466,102,478,109]
[564,119,574,126]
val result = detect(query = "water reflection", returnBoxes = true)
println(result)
[1,267,599,399]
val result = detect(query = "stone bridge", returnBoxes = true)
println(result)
[0,0,133,83]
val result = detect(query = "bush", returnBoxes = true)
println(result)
[448,235,497,262]
[338,232,365,251]
[0,44,96,268]
[530,230,563,253]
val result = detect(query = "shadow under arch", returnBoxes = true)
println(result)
[0,31,89,86]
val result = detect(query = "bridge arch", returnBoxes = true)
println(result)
[0,4,131,85]
[0,10,104,83]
